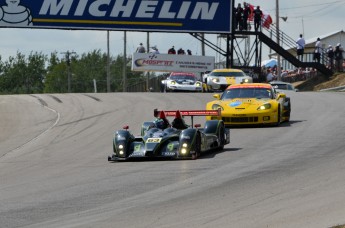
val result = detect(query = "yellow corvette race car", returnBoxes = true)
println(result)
[206,83,291,126]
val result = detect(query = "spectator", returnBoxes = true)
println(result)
[233,4,238,31]
[266,70,274,82]
[168,46,176,54]
[314,38,322,63]
[149,46,160,54]
[243,2,250,31]
[253,6,263,32]
[327,45,334,70]
[177,48,185,55]
[235,3,244,30]
[136,43,146,53]
[334,43,344,72]
[281,69,288,81]
[296,34,305,61]
[187,49,192,55]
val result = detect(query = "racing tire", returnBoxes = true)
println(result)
[218,123,225,150]
[274,106,281,126]
[285,98,291,122]
[192,133,201,160]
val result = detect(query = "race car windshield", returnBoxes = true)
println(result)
[271,84,290,90]
[221,88,272,99]
[209,72,245,77]
[169,75,196,81]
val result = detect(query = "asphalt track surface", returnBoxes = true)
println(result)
[1,91,345,228]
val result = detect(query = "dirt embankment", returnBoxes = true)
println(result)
[295,73,345,91]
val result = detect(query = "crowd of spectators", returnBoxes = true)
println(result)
[136,43,192,55]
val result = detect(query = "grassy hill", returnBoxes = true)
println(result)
[295,73,345,91]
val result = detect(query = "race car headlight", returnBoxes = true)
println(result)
[181,148,187,154]
[257,103,272,110]
[170,81,176,85]
[196,82,201,87]
[212,104,224,111]
[242,78,250,83]
[119,150,124,155]
[212,78,219,83]
[118,145,124,149]
[182,143,188,148]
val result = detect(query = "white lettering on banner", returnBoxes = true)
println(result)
[191,2,219,20]
[90,0,111,17]
[177,2,190,19]
[136,1,158,18]
[39,0,73,16]
[75,0,88,16]
[159,2,175,19]
[39,0,219,20]
[111,0,135,17]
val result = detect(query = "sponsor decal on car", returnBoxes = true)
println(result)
[230,101,242,107]
[146,138,162,143]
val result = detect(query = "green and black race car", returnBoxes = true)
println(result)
[108,109,230,161]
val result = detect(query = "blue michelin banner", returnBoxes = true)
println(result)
[0,0,232,33]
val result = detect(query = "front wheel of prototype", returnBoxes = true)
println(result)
[218,125,225,150]
[192,134,201,160]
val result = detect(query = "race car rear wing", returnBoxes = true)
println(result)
[154,109,221,127]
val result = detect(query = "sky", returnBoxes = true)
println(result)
[0,0,344,62]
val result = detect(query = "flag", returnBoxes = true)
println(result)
[262,11,273,29]
[248,4,255,21]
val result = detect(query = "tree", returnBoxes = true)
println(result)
[0,52,46,94]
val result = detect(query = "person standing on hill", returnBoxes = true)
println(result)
[296,34,305,61]
[243,2,250,31]
[327,45,334,70]
[235,3,244,30]
[136,43,146,53]
[314,38,322,63]
[334,43,344,72]
[253,6,262,31]
[168,46,176,54]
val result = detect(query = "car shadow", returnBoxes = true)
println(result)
[225,120,306,129]
[198,147,242,160]
[109,147,241,162]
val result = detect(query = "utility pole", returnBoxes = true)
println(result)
[122,31,127,92]
[61,51,76,93]
[146,32,150,91]
[201,33,205,56]
[276,0,281,81]
[107,30,111,93]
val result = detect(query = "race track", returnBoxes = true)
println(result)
[1,91,345,228]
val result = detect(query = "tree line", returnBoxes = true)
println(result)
[0,50,145,94]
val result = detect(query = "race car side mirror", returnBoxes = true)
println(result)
[123,125,129,130]
[194,124,201,128]
[213,94,221,100]
[277,93,286,99]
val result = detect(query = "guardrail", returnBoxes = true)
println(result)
[320,85,345,92]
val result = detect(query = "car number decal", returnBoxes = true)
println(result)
[146,138,162,143]
[167,143,175,151]
[134,145,141,152]
[230,101,242,107]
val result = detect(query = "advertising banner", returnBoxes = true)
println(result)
[132,53,214,72]
[0,0,232,33]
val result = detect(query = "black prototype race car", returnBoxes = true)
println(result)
[108,109,230,161]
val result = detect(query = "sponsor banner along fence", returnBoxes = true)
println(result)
[132,53,215,72]
[0,0,232,33]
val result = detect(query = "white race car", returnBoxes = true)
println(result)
[161,72,203,92]
[203,68,253,92]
